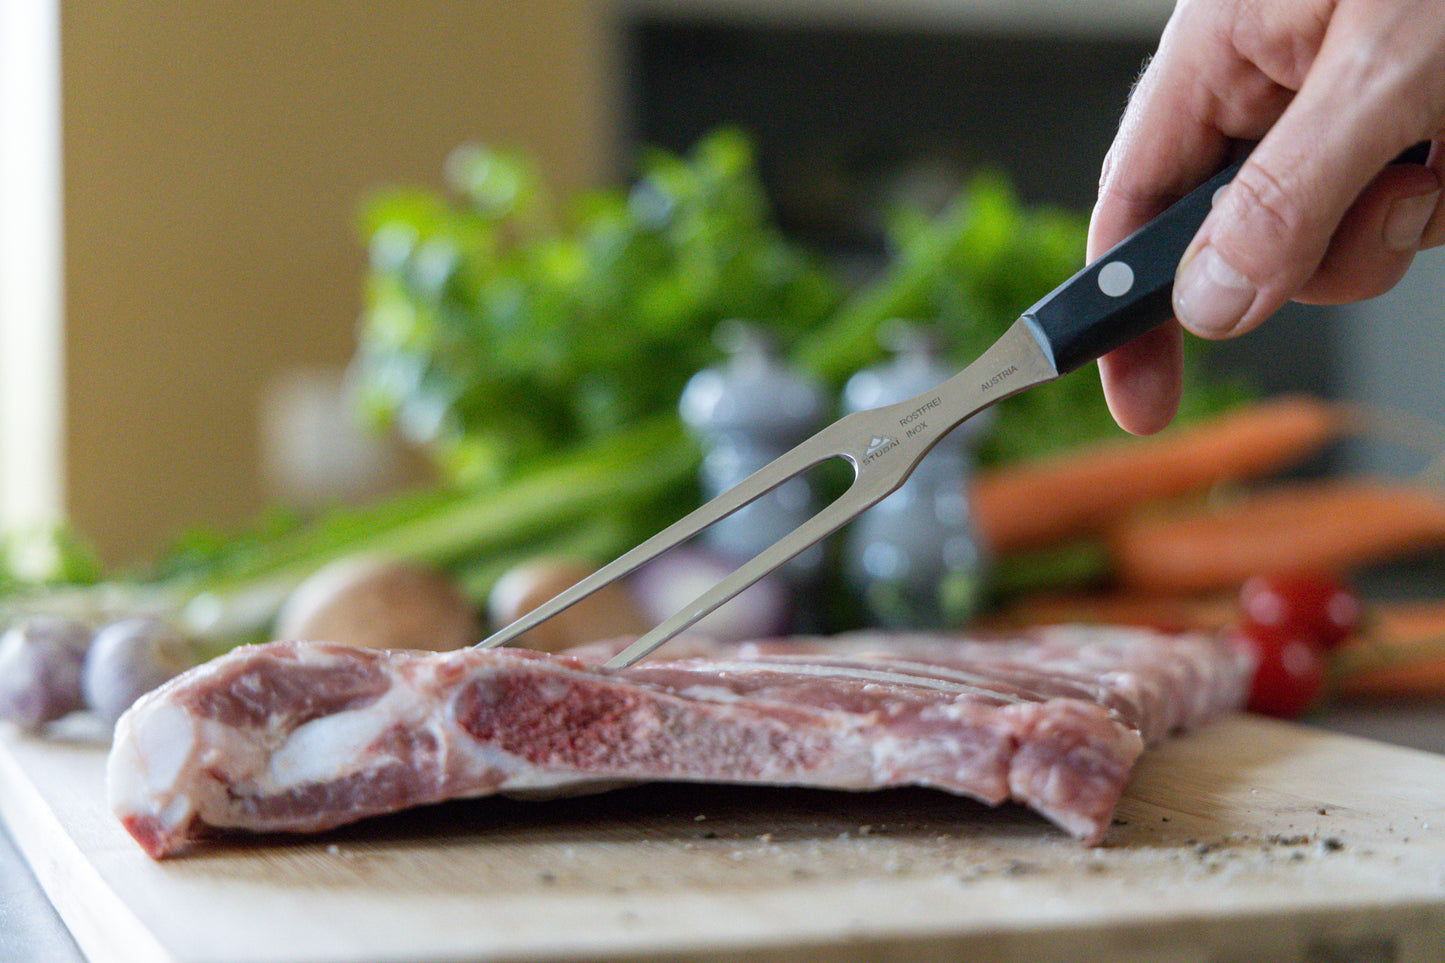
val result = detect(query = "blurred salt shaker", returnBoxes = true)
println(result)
[842,321,993,628]
[678,321,828,584]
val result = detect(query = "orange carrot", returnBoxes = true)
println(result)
[1369,598,1445,640]
[1333,600,1445,698]
[1336,653,1445,698]
[971,394,1339,553]
[1106,480,1445,594]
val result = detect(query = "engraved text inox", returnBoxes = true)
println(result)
[898,396,940,443]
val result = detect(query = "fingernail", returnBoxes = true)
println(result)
[1173,245,1256,337]
[1384,190,1440,252]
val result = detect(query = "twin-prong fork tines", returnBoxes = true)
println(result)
[477,318,1057,668]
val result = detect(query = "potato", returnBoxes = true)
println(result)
[487,556,649,653]
[275,555,481,652]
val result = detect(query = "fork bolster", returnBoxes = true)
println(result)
[1024,160,1241,374]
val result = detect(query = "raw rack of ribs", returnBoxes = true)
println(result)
[107,627,1252,858]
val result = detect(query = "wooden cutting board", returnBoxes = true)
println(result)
[4,714,1445,963]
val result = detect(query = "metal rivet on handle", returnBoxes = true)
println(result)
[1097,260,1134,298]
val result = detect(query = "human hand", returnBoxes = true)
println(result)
[1089,0,1445,435]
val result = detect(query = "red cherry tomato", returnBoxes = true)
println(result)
[1240,628,1328,719]
[1239,570,1362,652]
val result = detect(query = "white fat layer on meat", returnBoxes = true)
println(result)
[264,685,418,791]
[498,771,637,795]
[448,738,530,789]
[863,731,1008,803]
[259,664,540,796]
[696,659,1026,704]
[754,652,1024,692]
[854,658,1039,703]
[107,700,196,825]
[864,732,908,777]
[675,684,746,703]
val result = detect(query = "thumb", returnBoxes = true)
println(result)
[1172,134,1399,339]
[1172,143,1432,338]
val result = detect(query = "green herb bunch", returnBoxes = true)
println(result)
[355,129,842,484]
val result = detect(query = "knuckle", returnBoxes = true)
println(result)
[1228,0,1329,88]
[1222,162,1321,271]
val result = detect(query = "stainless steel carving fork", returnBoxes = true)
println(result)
[478,159,1248,667]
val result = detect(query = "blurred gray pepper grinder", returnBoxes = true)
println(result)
[679,321,828,584]
[842,321,993,628]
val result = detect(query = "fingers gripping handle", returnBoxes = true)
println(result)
[1025,140,1433,376]
[1023,160,1243,374]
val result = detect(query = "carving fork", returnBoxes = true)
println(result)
[478,160,1248,667]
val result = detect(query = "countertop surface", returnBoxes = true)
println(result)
[3,822,83,963]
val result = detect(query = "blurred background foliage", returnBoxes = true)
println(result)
[355,127,1232,485]
[4,128,1239,640]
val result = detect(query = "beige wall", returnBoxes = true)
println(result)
[60,1,613,565]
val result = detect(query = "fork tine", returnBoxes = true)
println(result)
[603,482,887,668]
[475,425,852,651]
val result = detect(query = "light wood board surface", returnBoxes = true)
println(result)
[3,714,1445,963]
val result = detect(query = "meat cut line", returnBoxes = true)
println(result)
[107,627,1252,858]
